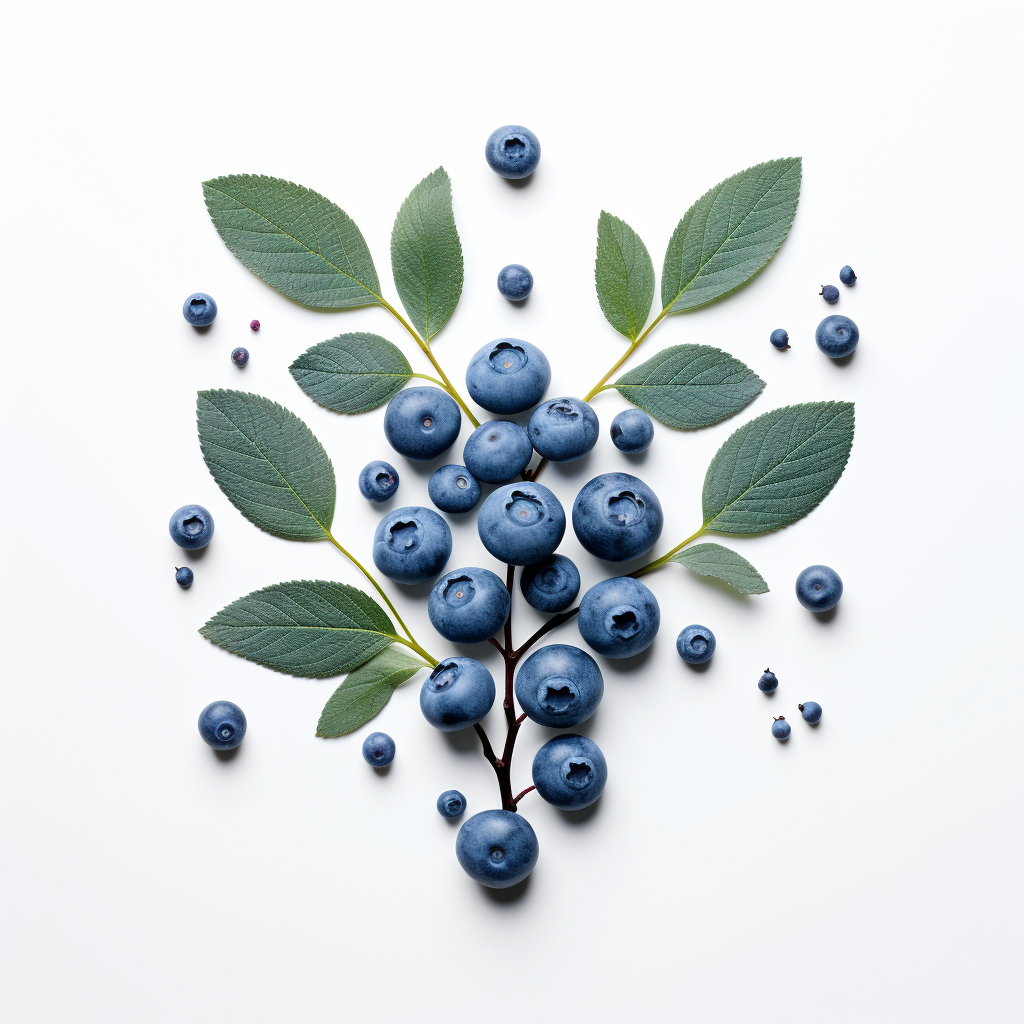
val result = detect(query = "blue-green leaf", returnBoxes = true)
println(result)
[668,543,769,594]
[595,211,655,341]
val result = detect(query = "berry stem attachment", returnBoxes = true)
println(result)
[513,785,536,806]
[630,524,707,577]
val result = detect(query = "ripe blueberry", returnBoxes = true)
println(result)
[795,565,843,612]
[532,734,608,810]
[231,346,249,367]
[799,701,823,724]
[362,731,396,766]
[428,464,480,514]
[428,567,511,644]
[676,624,716,664]
[758,668,779,693]
[610,408,654,453]
[182,292,217,327]
[420,657,496,732]
[578,576,660,659]
[437,790,467,818]
[465,339,551,415]
[383,387,462,461]
[463,420,533,483]
[770,328,790,350]
[476,482,566,565]
[528,397,599,462]
[358,460,400,503]
[520,553,580,613]
[372,506,452,584]
[839,265,857,286]
[169,504,214,550]
[772,716,791,741]
[484,125,541,179]
[175,566,194,588]
[514,644,604,728]
[572,472,663,561]
[456,809,539,888]
[497,264,534,302]
[820,284,839,303]
[815,315,859,358]
[198,701,246,750]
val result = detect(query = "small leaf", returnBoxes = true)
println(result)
[316,647,428,737]
[661,158,802,314]
[197,390,335,540]
[203,175,383,309]
[290,333,413,414]
[612,344,764,429]
[595,211,655,340]
[391,167,463,341]
[668,543,769,595]
[702,402,855,534]
[201,580,397,678]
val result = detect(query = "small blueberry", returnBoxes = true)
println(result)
[497,264,534,302]
[820,284,840,304]
[770,328,790,350]
[249,319,261,331]
[758,668,778,693]
[198,701,246,750]
[772,716,791,741]
[815,315,859,358]
[484,125,541,179]
[795,565,843,612]
[358,460,400,503]
[175,566,194,588]
[520,554,580,613]
[799,701,823,724]
[437,790,467,818]
[182,292,217,327]
[428,464,481,514]
[839,265,857,286]
[610,409,654,454]
[231,347,249,367]
[168,504,214,550]
[362,731,396,767]
[676,624,716,664]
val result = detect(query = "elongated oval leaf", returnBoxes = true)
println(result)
[316,647,428,737]
[595,211,654,340]
[661,158,802,314]
[202,175,383,309]
[612,344,764,428]
[391,167,463,341]
[290,333,413,414]
[669,543,768,595]
[702,402,855,534]
[201,580,397,678]
[197,390,335,540]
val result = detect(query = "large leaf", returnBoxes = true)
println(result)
[290,333,413,414]
[612,344,764,429]
[197,390,335,540]
[316,647,428,737]
[661,158,802,314]
[201,581,398,678]
[595,211,655,341]
[669,543,769,595]
[391,167,463,341]
[202,175,382,309]
[702,402,855,534]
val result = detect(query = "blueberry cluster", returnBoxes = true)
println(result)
[769,265,859,357]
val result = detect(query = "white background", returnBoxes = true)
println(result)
[2,2,1020,1021]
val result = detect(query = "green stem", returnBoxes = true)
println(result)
[631,524,707,577]
[409,372,446,387]
[391,636,439,668]
[381,299,481,428]
[582,305,671,402]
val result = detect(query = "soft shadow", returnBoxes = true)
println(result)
[504,172,537,190]
[214,746,241,763]
[191,324,213,336]
[560,798,602,826]
[547,452,595,481]
[481,874,531,902]
[830,350,857,367]
[685,660,712,675]
[180,545,210,562]
[601,645,654,677]
[402,578,440,600]
[505,294,531,309]
[372,764,392,777]
[442,728,481,754]
[623,450,651,467]
[812,606,840,624]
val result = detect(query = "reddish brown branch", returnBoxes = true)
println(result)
[513,785,536,806]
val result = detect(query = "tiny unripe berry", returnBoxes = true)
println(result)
[839,265,856,286]
[249,319,261,331]
[820,284,839,304]
[772,716,791,741]
[770,328,790,350]
[758,668,778,692]
[231,347,250,367]
[175,566,193,587]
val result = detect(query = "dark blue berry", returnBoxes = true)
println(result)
[839,265,857,286]
[437,790,467,818]
[427,567,510,644]
[463,420,533,483]
[182,292,217,327]
[231,347,249,367]
[820,284,840,303]
[572,472,663,562]
[610,409,654,453]
[758,668,778,693]
[198,701,246,750]
[676,624,716,664]
[465,340,551,415]
[770,328,790,349]
[528,397,599,462]
[514,644,604,728]
[168,504,214,550]
[520,554,580,613]
[372,506,452,585]
[476,482,566,565]
[175,566,194,588]
[578,576,660,659]
[456,810,539,887]
[795,565,843,612]
[532,734,608,810]
[362,731,396,766]
[497,264,534,301]
[815,315,859,358]
[428,465,480,513]
[799,701,823,724]
[420,658,495,731]
[772,717,791,741]
[383,387,461,461]
[358,461,400,502]
[484,125,541,179]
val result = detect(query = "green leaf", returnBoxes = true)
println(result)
[612,344,765,429]
[391,167,463,341]
[197,390,335,541]
[668,543,769,595]
[200,581,398,678]
[202,175,382,309]
[289,333,413,414]
[702,402,855,534]
[661,158,802,314]
[595,211,655,341]
[316,647,428,737]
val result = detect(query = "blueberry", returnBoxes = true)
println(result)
[676,624,716,664]
[428,567,510,643]
[484,125,541,180]
[532,734,607,810]
[437,790,467,818]
[168,504,214,550]
[839,265,857,286]
[476,482,566,565]
[515,644,604,728]
[758,668,779,693]
[231,346,249,367]
[198,700,246,750]
[175,566,194,588]
[249,319,260,331]
[610,408,654,453]
[182,292,217,327]
[528,397,599,462]
[578,576,660,659]
[772,716,791,741]
[799,701,823,724]
[520,554,580,613]
[372,506,452,584]
[420,657,496,731]
[465,339,551,415]
[770,328,790,350]
[820,284,840,304]
[497,264,534,302]
[428,464,480,513]
[795,565,843,612]
[362,731,396,766]
[358,460,400,503]
[463,420,533,484]
[383,387,462,461]
[815,315,859,358]
[572,472,663,562]
[456,809,539,888]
